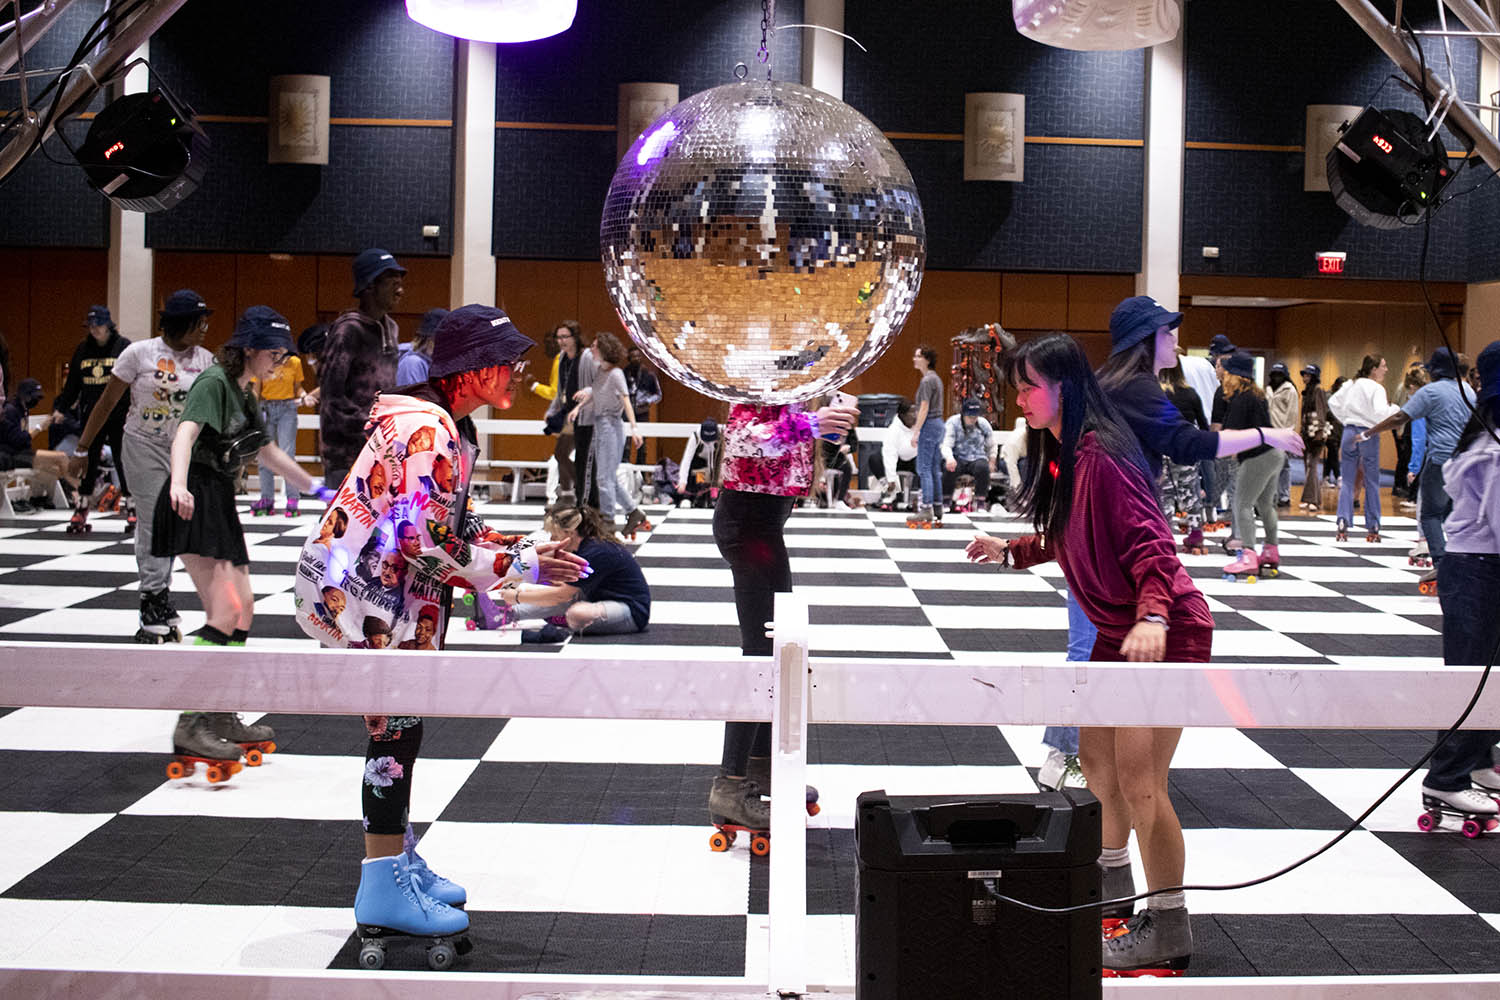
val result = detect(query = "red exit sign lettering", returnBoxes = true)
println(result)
[1316,251,1346,274]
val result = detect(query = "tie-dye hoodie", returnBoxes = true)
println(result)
[295,389,540,649]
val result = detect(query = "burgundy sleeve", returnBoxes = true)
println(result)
[1006,533,1053,570]
[1093,453,1181,622]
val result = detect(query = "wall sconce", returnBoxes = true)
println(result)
[964,92,1025,182]
[268,75,330,165]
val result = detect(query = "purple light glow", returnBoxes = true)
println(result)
[406,0,576,43]
[636,121,678,166]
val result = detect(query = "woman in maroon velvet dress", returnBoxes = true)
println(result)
[965,333,1213,976]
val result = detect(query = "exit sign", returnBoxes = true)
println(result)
[1316,251,1347,274]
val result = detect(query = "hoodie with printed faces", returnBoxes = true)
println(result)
[295,389,541,649]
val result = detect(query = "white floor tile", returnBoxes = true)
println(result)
[1236,610,1438,636]
[0,584,113,609]
[0,707,185,752]
[420,820,750,914]
[1293,765,1456,833]
[0,812,114,894]
[122,753,477,822]
[484,718,725,764]
[1182,827,1469,914]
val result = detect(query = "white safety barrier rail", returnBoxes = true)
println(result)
[2,602,1500,999]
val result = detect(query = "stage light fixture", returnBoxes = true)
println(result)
[1326,106,1454,229]
[406,0,576,43]
[75,88,208,213]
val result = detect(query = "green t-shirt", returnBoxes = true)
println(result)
[179,363,265,473]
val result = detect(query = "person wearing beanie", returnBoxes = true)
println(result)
[1414,340,1500,827]
[0,377,72,508]
[1327,355,1399,541]
[1297,364,1330,511]
[75,289,216,640]
[1266,362,1299,507]
[1217,353,1284,579]
[156,306,322,779]
[53,304,133,516]
[940,397,996,512]
[1355,347,1477,574]
[395,307,449,386]
[318,248,407,488]
[293,304,589,947]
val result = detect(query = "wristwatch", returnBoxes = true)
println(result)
[1140,614,1169,630]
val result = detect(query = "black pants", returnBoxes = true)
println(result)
[713,488,794,773]
[363,719,423,835]
[1425,554,1500,790]
[81,414,128,497]
[941,457,990,503]
[1393,424,1413,496]
[573,423,600,509]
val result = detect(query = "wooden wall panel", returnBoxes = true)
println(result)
[1067,274,1135,332]
[31,250,109,401]
[234,254,320,336]
[0,250,32,392]
[1001,273,1068,330]
[154,252,239,350]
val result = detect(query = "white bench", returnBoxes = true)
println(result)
[292,414,701,503]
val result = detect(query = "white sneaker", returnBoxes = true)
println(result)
[1471,767,1500,793]
[1037,747,1068,790]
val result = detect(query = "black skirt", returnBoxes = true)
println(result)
[152,463,249,566]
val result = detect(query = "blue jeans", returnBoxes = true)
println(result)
[916,417,944,506]
[1425,553,1500,790]
[1417,458,1453,562]
[259,398,299,501]
[1336,425,1382,533]
[1042,592,1097,755]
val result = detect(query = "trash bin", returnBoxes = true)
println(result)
[854,394,904,487]
[855,788,1102,999]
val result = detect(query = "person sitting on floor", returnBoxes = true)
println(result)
[498,503,651,641]
[0,378,73,510]
[941,398,997,512]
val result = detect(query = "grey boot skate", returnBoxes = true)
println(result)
[167,712,244,783]
[746,755,821,816]
[135,591,179,644]
[1100,862,1136,921]
[708,775,772,855]
[205,713,278,765]
[1103,905,1192,975]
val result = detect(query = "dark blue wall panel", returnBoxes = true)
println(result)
[843,0,1145,272]
[1183,0,1492,280]
[491,0,804,258]
[901,141,1142,272]
[0,0,109,247]
[144,123,452,255]
[494,0,804,124]
[150,0,453,119]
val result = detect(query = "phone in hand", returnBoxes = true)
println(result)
[823,390,858,442]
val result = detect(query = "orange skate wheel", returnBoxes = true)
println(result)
[750,834,770,857]
[165,760,187,780]
[244,748,263,766]
[206,765,227,783]
[709,830,731,852]
[263,741,276,754]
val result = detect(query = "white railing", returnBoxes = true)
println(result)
[2,602,1499,997]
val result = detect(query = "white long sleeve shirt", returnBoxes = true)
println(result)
[1327,376,1399,429]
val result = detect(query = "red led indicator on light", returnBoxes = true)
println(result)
[103,141,124,159]
[1371,134,1394,154]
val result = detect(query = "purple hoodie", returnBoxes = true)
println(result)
[1442,432,1500,556]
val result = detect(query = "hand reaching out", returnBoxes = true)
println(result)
[965,533,1008,566]
[534,540,590,584]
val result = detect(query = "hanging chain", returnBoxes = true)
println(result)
[757,0,775,80]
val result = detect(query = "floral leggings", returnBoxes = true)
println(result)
[362,715,423,835]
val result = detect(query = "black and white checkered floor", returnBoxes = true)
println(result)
[3,498,1498,983]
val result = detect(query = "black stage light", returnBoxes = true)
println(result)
[76,88,209,212]
[1327,106,1454,229]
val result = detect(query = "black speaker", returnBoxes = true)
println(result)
[77,88,209,213]
[856,392,905,428]
[855,788,1102,1000]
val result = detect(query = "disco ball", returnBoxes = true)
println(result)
[600,80,926,404]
